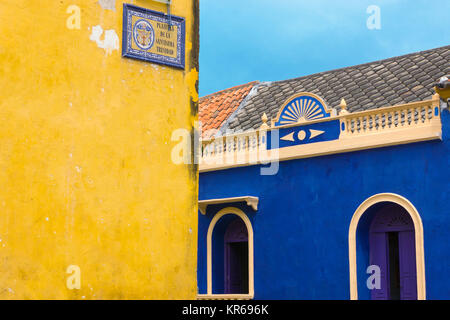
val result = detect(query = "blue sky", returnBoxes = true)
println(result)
[199,0,450,96]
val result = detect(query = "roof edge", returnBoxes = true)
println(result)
[218,82,272,134]
[272,45,450,85]
[200,81,259,101]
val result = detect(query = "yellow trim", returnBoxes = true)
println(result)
[205,207,255,299]
[200,97,442,172]
[201,97,439,144]
[198,196,259,215]
[201,113,336,146]
[200,124,441,172]
[271,92,333,127]
[348,193,426,300]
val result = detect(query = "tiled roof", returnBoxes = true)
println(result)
[200,45,450,135]
[199,81,258,138]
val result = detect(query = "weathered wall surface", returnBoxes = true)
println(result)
[0,0,198,299]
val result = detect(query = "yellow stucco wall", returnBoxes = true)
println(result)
[0,0,198,299]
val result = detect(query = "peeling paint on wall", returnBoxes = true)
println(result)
[186,68,199,102]
[89,25,119,55]
[98,0,116,11]
[0,0,199,300]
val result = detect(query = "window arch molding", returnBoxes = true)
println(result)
[204,207,254,299]
[348,193,426,300]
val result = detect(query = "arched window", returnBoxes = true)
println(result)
[348,193,426,300]
[202,207,254,299]
[224,218,249,294]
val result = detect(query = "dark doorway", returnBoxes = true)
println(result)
[387,232,400,300]
[224,218,249,294]
[369,203,417,300]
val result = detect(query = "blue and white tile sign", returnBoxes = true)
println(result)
[122,4,185,69]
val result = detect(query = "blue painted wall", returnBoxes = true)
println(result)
[198,109,450,299]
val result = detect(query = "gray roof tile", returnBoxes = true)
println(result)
[203,46,450,133]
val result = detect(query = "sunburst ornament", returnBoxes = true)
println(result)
[273,93,330,127]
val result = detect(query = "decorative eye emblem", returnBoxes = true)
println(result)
[133,20,154,50]
[281,129,324,142]
[298,130,306,141]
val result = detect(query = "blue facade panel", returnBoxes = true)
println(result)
[198,110,450,299]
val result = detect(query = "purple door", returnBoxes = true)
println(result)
[398,230,417,300]
[369,204,417,300]
[224,218,248,294]
[369,232,390,299]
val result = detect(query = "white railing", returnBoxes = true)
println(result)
[201,130,268,165]
[341,98,440,137]
[199,95,441,170]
